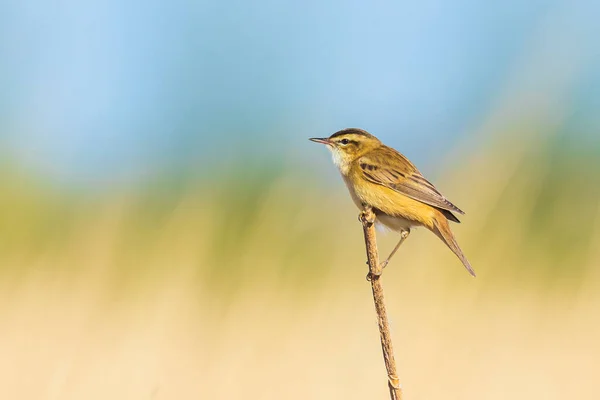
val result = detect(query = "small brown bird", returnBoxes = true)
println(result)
[310,128,475,277]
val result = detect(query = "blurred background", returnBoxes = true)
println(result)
[1,0,600,399]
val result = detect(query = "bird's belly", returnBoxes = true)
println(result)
[342,174,421,232]
[375,213,416,232]
[342,172,434,232]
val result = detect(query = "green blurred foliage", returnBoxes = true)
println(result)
[0,129,598,292]
[1,129,599,400]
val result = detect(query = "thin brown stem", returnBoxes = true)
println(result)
[359,207,403,400]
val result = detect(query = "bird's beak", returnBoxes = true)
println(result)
[309,137,332,145]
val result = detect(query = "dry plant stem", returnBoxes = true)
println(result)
[360,207,403,400]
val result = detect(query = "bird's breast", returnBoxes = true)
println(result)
[341,174,420,231]
[342,170,435,230]
[341,174,364,209]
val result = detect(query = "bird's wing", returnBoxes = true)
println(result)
[358,146,464,215]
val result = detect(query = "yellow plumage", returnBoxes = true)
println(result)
[310,128,475,277]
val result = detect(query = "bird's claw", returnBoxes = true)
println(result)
[366,271,381,282]
[359,210,376,225]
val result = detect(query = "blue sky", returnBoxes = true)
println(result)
[1,0,598,186]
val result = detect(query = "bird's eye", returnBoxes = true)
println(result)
[340,139,350,145]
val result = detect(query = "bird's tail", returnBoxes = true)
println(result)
[431,214,476,277]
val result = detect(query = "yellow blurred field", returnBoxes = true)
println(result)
[1,132,599,399]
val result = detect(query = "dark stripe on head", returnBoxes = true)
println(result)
[329,128,375,139]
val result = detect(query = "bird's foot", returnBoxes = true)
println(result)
[365,270,382,282]
[359,209,376,225]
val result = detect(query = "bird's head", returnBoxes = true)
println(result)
[310,128,381,166]
[309,128,381,172]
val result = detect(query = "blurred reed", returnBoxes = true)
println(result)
[0,128,598,399]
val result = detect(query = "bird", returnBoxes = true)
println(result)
[309,127,475,277]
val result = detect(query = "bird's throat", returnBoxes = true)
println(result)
[330,149,351,175]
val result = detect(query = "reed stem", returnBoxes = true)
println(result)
[359,206,403,400]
